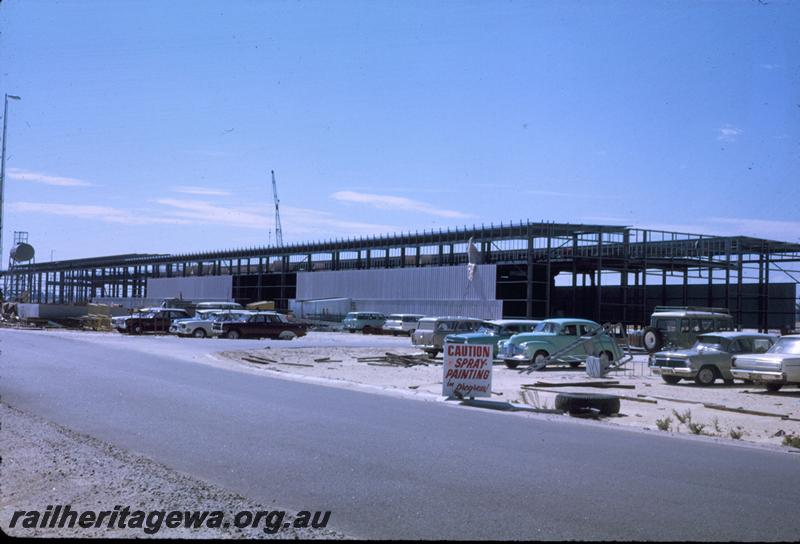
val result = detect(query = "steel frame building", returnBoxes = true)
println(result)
[3,221,799,330]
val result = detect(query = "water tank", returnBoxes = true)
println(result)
[10,242,35,263]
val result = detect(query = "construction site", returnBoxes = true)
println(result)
[2,220,799,332]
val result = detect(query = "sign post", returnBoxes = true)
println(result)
[442,342,493,398]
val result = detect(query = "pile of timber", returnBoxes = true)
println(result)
[357,352,438,367]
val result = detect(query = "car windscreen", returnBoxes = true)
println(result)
[768,338,800,355]
[693,336,727,350]
[476,324,501,335]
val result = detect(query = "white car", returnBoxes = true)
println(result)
[382,314,425,336]
[170,310,253,338]
[731,334,800,391]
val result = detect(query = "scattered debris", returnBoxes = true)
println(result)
[522,380,635,390]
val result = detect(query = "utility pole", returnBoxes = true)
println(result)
[0,93,22,268]
[271,170,283,247]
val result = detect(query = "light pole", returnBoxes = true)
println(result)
[0,93,22,270]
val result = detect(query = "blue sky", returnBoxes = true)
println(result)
[0,0,798,261]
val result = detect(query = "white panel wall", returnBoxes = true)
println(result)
[296,265,496,301]
[146,275,233,301]
[293,265,501,319]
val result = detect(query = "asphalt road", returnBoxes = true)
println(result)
[2,329,799,540]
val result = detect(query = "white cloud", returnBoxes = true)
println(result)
[331,190,471,218]
[8,168,93,187]
[155,198,269,229]
[8,202,190,225]
[171,186,232,196]
[761,64,779,70]
[154,198,400,236]
[717,125,743,142]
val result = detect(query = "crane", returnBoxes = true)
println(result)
[271,170,283,247]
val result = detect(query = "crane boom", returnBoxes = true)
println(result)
[271,170,283,247]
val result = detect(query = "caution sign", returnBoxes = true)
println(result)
[442,342,493,398]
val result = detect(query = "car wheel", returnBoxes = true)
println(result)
[642,327,664,353]
[392,331,399,336]
[424,349,439,358]
[192,328,207,338]
[555,392,621,416]
[363,326,374,335]
[765,383,783,392]
[532,350,549,369]
[694,366,717,386]
[504,361,519,369]
[348,329,356,334]
[278,330,297,340]
[226,330,241,340]
[662,375,682,385]
[133,324,144,335]
[723,379,735,385]
[569,362,581,368]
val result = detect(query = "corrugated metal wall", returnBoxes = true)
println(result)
[293,265,502,319]
[296,265,496,301]
[146,275,233,301]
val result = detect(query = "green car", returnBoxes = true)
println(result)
[498,318,623,369]
[444,319,541,359]
[342,312,388,334]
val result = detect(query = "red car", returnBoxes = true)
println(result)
[212,311,308,340]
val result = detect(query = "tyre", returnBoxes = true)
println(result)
[765,383,783,392]
[723,379,735,386]
[661,375,682,384]
[642,327,664,353]
[694,366,717,386]
[504,361,519,369]
[555,393,621,416]
[226,329,241,340]
[192,328,207,338]
[424,349,439,358]
[348,329,356,334]
[532,350,549,369]
[133,324,144,335]
[569,362,581,368]
[363,326,374,335]
[278,330,297,340]
[392,331,399,337]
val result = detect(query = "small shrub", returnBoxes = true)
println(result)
[782,434,800,449]
[712,417,722,433]
[688,422,707,435]
[655,417,672,431]
[672,409,692,424]
[729,428,744,440]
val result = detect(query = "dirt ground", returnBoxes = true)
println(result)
[0,403,347,539]
[217,344,800,449]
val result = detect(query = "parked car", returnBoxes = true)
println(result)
[342,312,388,334]
[498,318,623,369]
[730,334,800,391]
[649,332,777,385]
[113,308,191,334]
[212,311,308,340]
[382,314,426,336]
[444,319,541,358]
[194,301,243,311]
[631,306,736,353]
[170,309,252,338]
[411,316,486,357]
